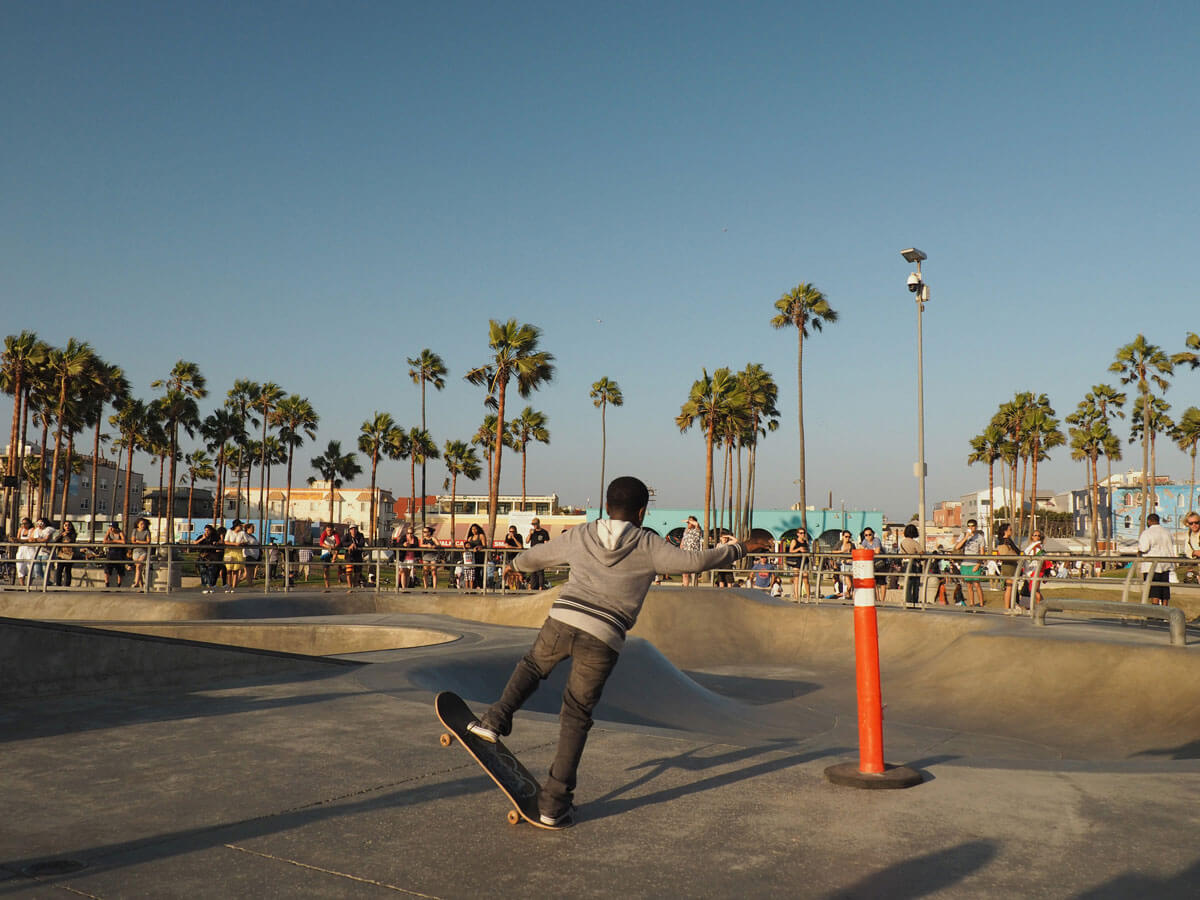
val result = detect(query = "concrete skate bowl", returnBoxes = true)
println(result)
[395,587,1200,762]
[0,617,458,701]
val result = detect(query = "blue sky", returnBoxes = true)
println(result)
[4,1,1199,520]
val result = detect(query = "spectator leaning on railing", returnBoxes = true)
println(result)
[1137,513,1175,606]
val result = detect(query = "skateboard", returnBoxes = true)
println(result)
[434,691,561,829]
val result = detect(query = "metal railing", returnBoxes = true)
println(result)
[1,541,1195,617]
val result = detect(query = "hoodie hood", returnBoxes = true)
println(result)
[589,519,642,565]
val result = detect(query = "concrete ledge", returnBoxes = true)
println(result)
[1033,598,1187,646]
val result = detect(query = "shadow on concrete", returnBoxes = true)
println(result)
[830,839,999,898]
[1074,855,1200,898]
[0,669,358,743]
[586,740,847,821]
[0,775,491,894]
[1131,738,1200,760]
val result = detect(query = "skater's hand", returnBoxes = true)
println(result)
[742,535,773,553]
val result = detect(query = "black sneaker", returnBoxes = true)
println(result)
[466,721,498,743]
[538,807,574,829]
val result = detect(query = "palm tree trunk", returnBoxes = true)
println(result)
[123,437,135,525]
[89,420,102,540]
[59,434,75,524]
[987,462,995,542]
[6,378,24,537]
[703,417,715,545]
[490,385,508,545]
[1140,386,1151,528]
[1030,437,1040,536]
[420,379,427,530]
[167,424,178,540]
[36,419,49,519]
[599,400,606,515]
[283,448,294,534]
[735,441,743,538]
[48,382,67,516]
[1089,452,1099,555]
[796,330,807,535]
[369,452,379,544]
[187,475,196,531]
[521,444,528,512]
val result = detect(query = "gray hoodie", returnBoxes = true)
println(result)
[514,519,745,651]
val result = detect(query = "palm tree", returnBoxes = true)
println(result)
[1087,384,1126,544]
[45,339,95,517]
[1111,335,1174,529]
[770,283,839,537]
[225,380,261,521]
[251,382,285,538]
[259,436,287,529]
[507,407,550,511]
[736,364,779,534]
[1174,407,1200,524]
[1174,332,1200,371]
[408,349,447,529]
[358,412,406,543]
[589,377,623,512]
[442,440,481,546]
[967,422,1007,541]
[407,428,439,527]
[472,414,499,503]
[151,361,207,540]
[1068,413,1104,555]
[676,367,742,544]
[992,392,1035,538]
[84,361,129,538]
[1130,395,1175,522]
[201,408,243,526]
[308,440,362,525]
[464,320,555,542]
[110,397,151,526]
[55,394,89,526]
[2,331,49,535]
[1024,394,1065,536]
[272,395,319,532]
[183,449,216,530]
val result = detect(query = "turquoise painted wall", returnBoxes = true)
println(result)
[585,508,885,541]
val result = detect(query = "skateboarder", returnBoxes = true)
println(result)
[466,475,771,827]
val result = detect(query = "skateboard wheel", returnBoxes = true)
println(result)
[439,733,453,747]
[507,809,521,826]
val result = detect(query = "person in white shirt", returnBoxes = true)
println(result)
[1137,513,1176,605]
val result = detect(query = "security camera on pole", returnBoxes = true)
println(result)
[900,248,930,551]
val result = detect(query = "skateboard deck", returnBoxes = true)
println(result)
[434,691,560,828]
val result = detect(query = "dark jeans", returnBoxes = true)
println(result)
[481,617,619,816]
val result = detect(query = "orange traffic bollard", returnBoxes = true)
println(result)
[824,548,922,790]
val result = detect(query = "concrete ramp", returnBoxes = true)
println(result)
[396,635,837,742]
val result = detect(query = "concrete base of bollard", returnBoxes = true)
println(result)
[823,762,924,790]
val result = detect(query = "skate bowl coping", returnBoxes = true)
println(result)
[89,622,459,656]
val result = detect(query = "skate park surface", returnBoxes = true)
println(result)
[2,586,1199,898]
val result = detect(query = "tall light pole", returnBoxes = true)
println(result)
[901,248,930,548]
